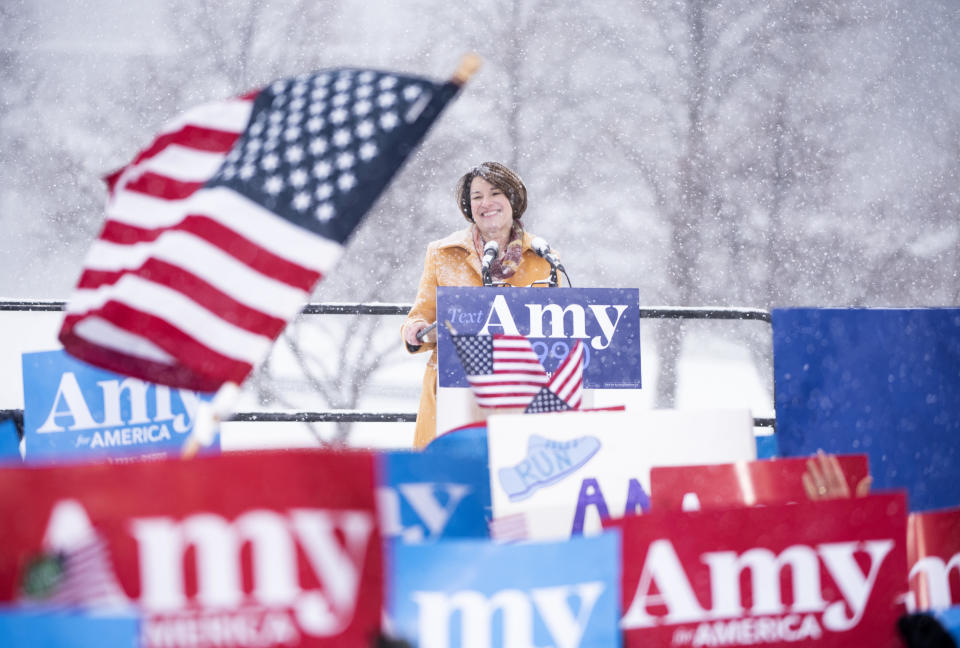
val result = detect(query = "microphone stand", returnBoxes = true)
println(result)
[482,266,493,287]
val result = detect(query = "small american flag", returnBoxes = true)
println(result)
[450,334,548,408]
[525,340,584,413]
[60,67,461,391]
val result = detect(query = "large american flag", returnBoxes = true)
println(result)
[59,68,460,391]
[450,334,549,408]
[525,340,585,413]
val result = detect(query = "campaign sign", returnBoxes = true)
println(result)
[0,450,383,647]
[772,308,960,511]
[377,449,490,541]
[0,608,140,648]
[437,287,642,389]
[649,455,870,511]
[0,415,20,463]
[425,421,489,464]
[609,493,908,647]
[22,349,216,462]
[488,409,756,540]
[387,532,621,648]
[907,506,960,612]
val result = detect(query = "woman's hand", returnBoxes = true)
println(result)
[404,322,436,346]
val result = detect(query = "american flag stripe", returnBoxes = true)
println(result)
[549,341,584,407]
[66,305,254,384]
[125,172,206,200]
[97,217,321,290]
[69,317,175,363]
[66,276,274,361]
[137,144,228,181]
[105,187,343,274]
[78,233,310,318]
[76,260,289,336]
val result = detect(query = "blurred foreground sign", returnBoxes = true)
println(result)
[649,455,870,511]
[487,409,756,540]
[377,448,490,541]
[609,494,908,647]
[21,349,215,463]
[907,506,960,612]
[0,450,383,647]
[387,532,621,648]
[772,307,960,511]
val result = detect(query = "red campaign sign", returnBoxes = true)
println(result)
[650,455,870,511]
[907,506,960,611]
[608,494,908,648]
[0,450,382,647]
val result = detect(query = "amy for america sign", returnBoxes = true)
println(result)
[0,450,383,647]
[608,494,908,647]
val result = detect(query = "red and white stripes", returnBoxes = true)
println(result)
[59,96,341,391]
[466,335,549,408]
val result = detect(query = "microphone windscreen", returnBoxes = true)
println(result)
[483,240,500,255]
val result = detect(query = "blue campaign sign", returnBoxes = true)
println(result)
[0,607,140,648]
[21,350,216,463]
[437,286,642,389]
[377,448,490,541]
[0,416,21,463]
[772,308,960,511]
[424,422,489,466]
[388,532,621,648]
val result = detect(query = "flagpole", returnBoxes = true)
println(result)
[451,53,482,86]
[181,382,240,459]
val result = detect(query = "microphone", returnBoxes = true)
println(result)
[481,240,499,275]
[531,237,565,272]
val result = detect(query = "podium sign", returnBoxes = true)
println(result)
[437,287,642,389]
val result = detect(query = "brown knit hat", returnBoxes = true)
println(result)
[455,162,528,222]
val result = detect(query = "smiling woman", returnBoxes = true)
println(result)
[400,162,554,448]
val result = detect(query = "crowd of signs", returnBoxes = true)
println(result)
[0,307,958,647]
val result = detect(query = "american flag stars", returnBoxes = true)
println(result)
[213,68,430,230]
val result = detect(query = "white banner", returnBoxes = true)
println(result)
[488,409,756,541]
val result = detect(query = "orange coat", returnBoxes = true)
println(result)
[402,227,554,448]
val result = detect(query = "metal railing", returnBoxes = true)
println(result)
[0,299,775,430]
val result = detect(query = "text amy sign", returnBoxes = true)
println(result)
[437,287,641,389]
[0,450,383,648]
[388,532,621,648]
[609,494,908,648]
[22,350,215,462]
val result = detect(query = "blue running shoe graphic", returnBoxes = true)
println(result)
[497,435,601,502]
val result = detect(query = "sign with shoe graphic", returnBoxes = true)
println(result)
[487,409,756,540]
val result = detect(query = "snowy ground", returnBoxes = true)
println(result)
[0,308,774,452]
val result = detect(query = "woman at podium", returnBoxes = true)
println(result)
[401,162,554,448]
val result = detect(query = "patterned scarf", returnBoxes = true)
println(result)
[472,221,525,280]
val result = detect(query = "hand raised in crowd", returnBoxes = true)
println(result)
[802,449,872,500]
